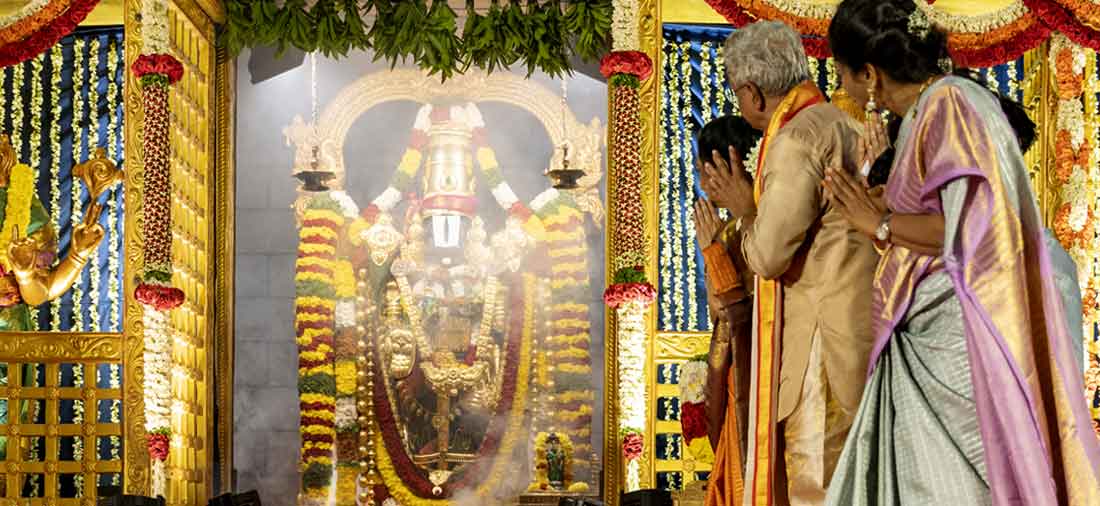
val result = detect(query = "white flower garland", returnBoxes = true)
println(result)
[142,0,170,54]
[330,190,360,218]
[531,188,560,213]
[745,136,764,179]
[490,182,520,210]
[617,301,647,431]
[617,299,648,493]
[611,0,639,52]
[334,299,357,329]
[0,0,51,29]
[142,309,173,431]
[1057,98,1086,150]
[625,459,641,493]
[335,397,358,432]
[371,186,403,212]
[678,360,707,405]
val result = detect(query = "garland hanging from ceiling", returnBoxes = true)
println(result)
[221,0,612,79]
[703,0,1100,68]
[0,0,101,68]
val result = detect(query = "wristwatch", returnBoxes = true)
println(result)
[875,212,893,243]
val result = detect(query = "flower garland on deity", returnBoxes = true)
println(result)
[367,274,537,506]
[326,190,361,505]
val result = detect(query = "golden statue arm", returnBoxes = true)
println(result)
[7,148,119,307]
[10,218,101,306]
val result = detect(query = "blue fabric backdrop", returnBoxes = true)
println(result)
[0,26,126,333]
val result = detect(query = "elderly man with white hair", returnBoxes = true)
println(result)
[692,20,878,506]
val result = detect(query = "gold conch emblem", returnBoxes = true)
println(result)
[364,213,402,266]
[74,148,124,198]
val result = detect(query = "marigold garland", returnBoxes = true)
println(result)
[295,196,343,497]
[532,191,596,473]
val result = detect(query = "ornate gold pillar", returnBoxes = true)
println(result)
[124,0,223,502]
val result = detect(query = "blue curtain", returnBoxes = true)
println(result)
[0,26,126,333]
[657,23,1025,333]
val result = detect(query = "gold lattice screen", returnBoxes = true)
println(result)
[0,334,124,505]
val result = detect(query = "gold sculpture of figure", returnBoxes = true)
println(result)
[356,104,541,495]
[0,138,120,330]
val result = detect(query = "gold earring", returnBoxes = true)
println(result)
[865,87,877,118]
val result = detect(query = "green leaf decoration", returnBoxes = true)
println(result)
[565,0,612,63]
[220,0,612,79]
[418,0,464,80]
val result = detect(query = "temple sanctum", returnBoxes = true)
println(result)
[0,1,1098,506]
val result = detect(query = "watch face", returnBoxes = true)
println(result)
[876,223,888,242]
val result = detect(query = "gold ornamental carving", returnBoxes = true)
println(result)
[0,333,121,362]
[654,332,711,361]
[301,68,605,197]
[123,0,151,495]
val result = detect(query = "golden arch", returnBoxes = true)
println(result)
[310,68,605,190]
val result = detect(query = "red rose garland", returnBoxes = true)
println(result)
[600,50,653,81]
[621,431,644,461]
[133,54,185,311]
[146,430,170,461]
[602,50,656,307]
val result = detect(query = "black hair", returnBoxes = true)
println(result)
[828,0,950,85]
[867,69,1037,187]
[696,115,762,168]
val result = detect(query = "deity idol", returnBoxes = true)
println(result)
[0,134,119,482]
[354,103,542,496]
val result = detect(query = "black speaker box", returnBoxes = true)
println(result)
[620,489,672,506]
[208,490,261,506]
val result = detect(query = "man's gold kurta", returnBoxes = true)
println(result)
[736,101,877,505]
[741,102,877,422]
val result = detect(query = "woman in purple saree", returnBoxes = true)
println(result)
[821,1,1100,504]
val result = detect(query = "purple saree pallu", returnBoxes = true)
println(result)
[826,76,1100,506]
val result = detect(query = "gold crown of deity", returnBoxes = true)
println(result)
[421,104,478,218]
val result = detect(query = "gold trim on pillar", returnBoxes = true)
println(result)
[212,42,236,495]
[639,0,662,492]
[123,0,151,495]
[1021,44,1052,225]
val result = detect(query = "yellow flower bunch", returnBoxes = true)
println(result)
[335,360,357,396]
[333,260,356,298]
[0,163,35,270]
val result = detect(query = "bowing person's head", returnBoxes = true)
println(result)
[722,21,812,131]
[696,115,761,172]
[828,0,951,116]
